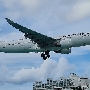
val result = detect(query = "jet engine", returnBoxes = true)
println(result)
[54,40,61,47]
[54,48,71,54]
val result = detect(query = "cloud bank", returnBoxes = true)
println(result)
[0,57,75,84]
[1,0,90,22]
[67,0,90,21]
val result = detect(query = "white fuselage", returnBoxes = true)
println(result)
[59,32,90,48]
[0,39,44,53]
[0,32,90,53]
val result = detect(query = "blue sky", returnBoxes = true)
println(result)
[0,0,90,90]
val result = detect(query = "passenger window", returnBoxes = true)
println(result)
[73,34,76,35]
[82,32,84,35]
[20,39,23,40]
[84,34,86,36]
[8,44,10,45]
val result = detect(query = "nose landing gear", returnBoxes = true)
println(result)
[41,51,50,60]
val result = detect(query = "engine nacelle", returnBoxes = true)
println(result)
[54,48,71,54]
[54,40,61,47]
[54,38,72,48]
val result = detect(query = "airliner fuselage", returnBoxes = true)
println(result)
[4,18,90,60]
[0,32,90,54]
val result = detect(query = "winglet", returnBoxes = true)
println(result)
[5,18,9,21]
[5,18,14,25]
[5,18,20,29]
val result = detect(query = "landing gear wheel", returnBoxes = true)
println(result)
[47,54,50,58]
[41,53,44,57]
[41,51,50,60]
[45,51,49,55]
[43,56,47,60]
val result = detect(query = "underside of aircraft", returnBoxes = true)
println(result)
[5,18,90,60]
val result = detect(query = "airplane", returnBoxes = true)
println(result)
[0,18,90,60]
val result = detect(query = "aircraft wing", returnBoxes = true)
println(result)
[5,18,56,48]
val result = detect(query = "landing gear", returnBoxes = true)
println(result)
[41,51,50,60]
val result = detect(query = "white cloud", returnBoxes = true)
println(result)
[0,65,12,84]
[0,57,75,84]
[0,32,24,41]
[0,0,90,28]
[0,0,78,22]
[1,0,90,34]
[67,0,90,21]
[5,11,20,20]
[0,56,90,85]
[8,57,75,84]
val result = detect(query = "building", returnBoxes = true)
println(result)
[33,73,90,90]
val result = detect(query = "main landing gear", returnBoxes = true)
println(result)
[41,51,50,60]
